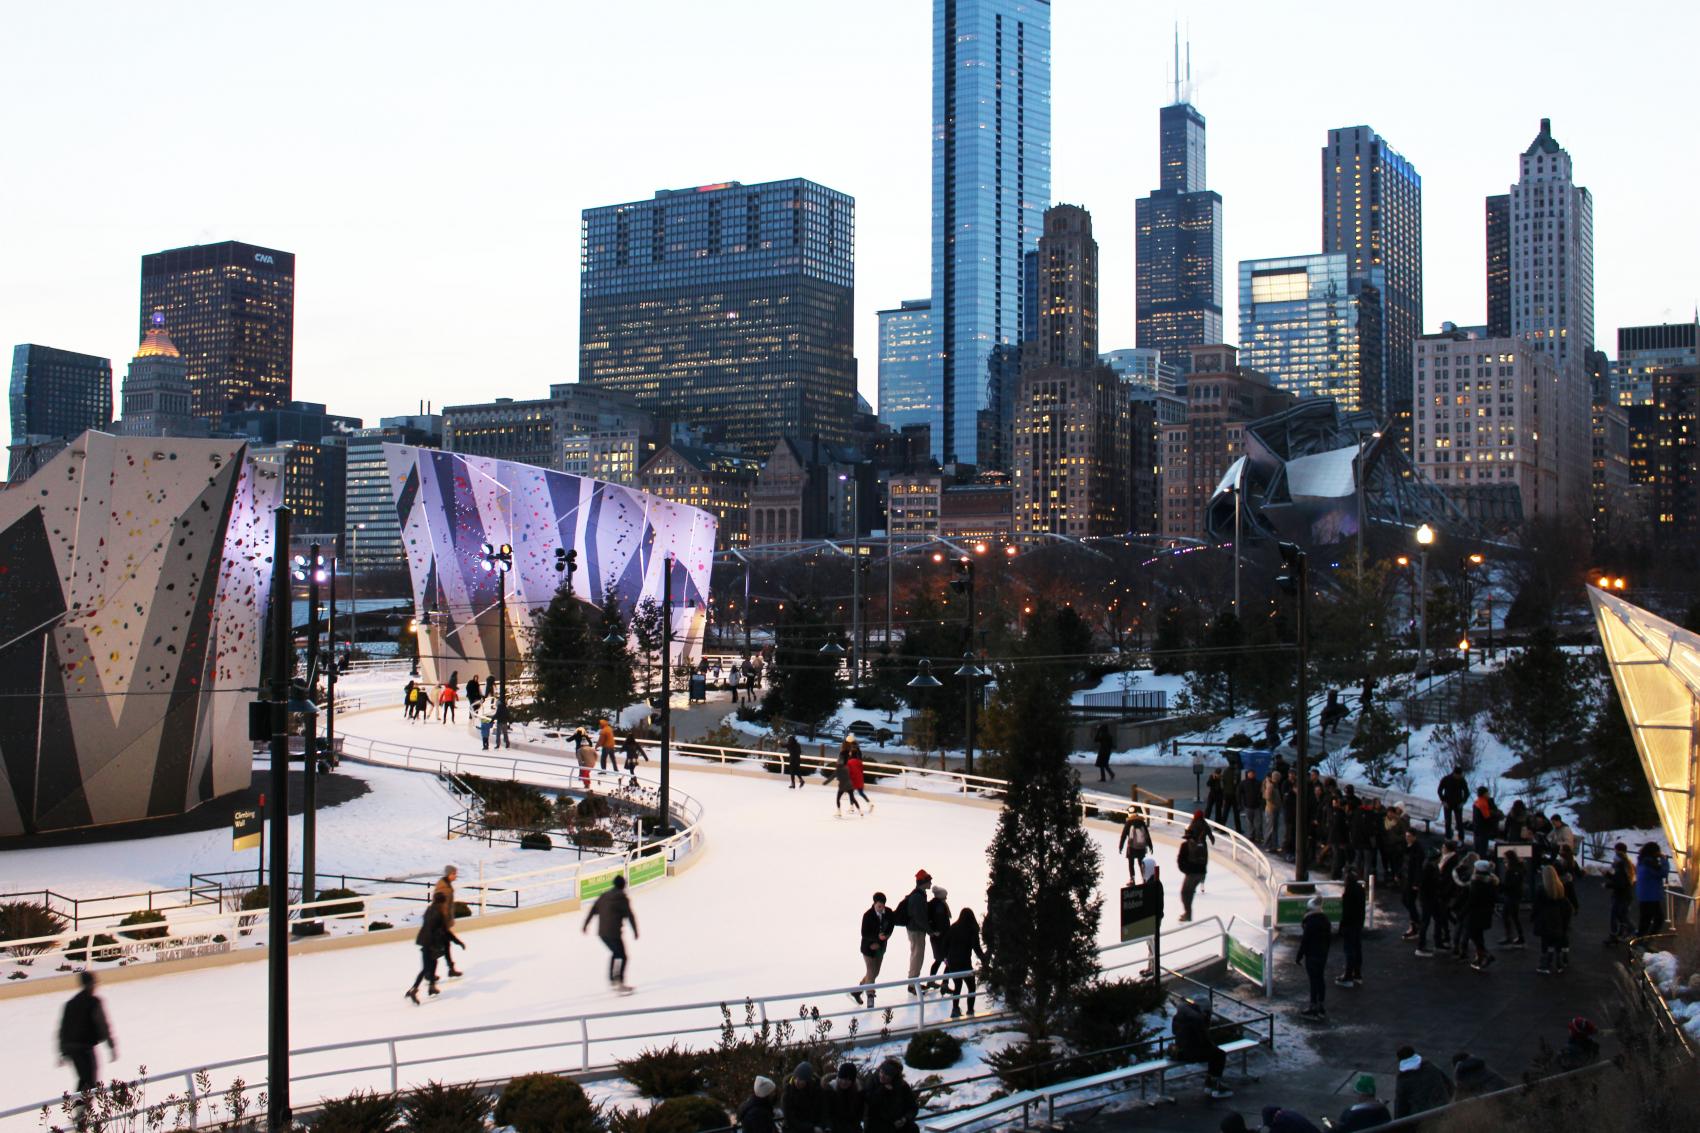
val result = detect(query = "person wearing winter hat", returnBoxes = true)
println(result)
[1334,1073,1390,1130]
[738,1076,779,1133]
[1295,897,1331,1018]
[1464,858,1500,971]
[896,871,933,994]
[925,885,952,989]
[1178,821,1211,922]
[825,1063,864,1133]
[1392,1046,1453,1119]
[1557,1016,1601,1071]
[1171,995,1233,1099]
[1449,1052,1508,1099]
[863,1058,917,1133]
[1258,1104,1323,1133]
[781,1061,825,1133]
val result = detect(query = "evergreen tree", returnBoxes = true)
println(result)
[1152,606,1190,675]
[1579,672,1657,828]
[895,592,967,748]
[1487,624,1594,783]
[1349,701,1409,787]
[630,597,665,696]
[762,598,843,738]
[589,589,636,723]
[1189,610,1244,714]
[530,577,591,726]
[981,607,1102,1037]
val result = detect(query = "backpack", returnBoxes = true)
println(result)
[1176,840,1192,872]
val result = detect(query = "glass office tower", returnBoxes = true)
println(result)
[1136,99,1224,376]
[1238,253,1381,408]
[877,299,936,435]
[9,344,112,444]
[931,0,1051,467]
[580,178,856,455]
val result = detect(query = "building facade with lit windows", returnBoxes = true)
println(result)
[1135,97,1224,376]
[343,416,442,575]
[1506,120,1593,385]
[1159,345,1293,538]
[9,344,111,446]
[579,179,856,456]
[930,0,1052,466]
[1102,347,1179,395]
[1611,321,1697,408]
[118,316,197,439]
[636,442,760,550]
[1411,329,1580,521]
[877,299,935,433]
[139,240,294,418]
[250,437,346,538]
[444,384,653,471]
[1322,126,1422,422]
[1238,253,1382,412]
[887,472,943,538]
[1485,194,1511,337]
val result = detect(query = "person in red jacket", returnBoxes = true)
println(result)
[846,742,873,813]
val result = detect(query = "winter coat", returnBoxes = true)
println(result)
[1608,855,1634,896]
[416,903,461,956]
[624,736,647,771]
[834,755,852,787]
[575,738,597,768]
[824,1079,864,1133]
[1465,876,1499,931]
[862,1068,918,1133]
[926,896,951,940]
[585,889,635,942]
[1402,843,1426,893]
[1237,776,1261,812]
[781,1069,826,1133]
[737,1093,778,1133]
[1501,858,1526,907]
[1178,836,1209,877]
[1451,1055,1508,1099]
[433,876,458,929]
[1170,998,1216,1062]
[1340,878,1367,933]
[1472,796,1498,837]
[439,685,458,705]
[1437,773,1468,807]
[598,721,616,751]
[860,906,894,957]
[58,989,111,1053]
[1327,808,1349,845]
[1532,888,1571,942]
[1118,817,1151,857]
[1094,725,1113,759]
[1334,1100,1393,1132]
[1295,909,1331,964]
[897,885,930,931]
[1262,1108,1323,1133]
[847,756,866,791]
[785,736,804,774]
[1393,1058,1454,1118]
[464,678,482,705]
[1263,776,1281,809]
[1205,777,1224,810]
[943,918,985,971]
[1635,853,1668,902]
[1351,807,1379,850]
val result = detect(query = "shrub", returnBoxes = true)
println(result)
[985,1039,1085,1091]
[520,832,553,851]
[904,1029,962,1070]
[117,910,168,941]
[368,921,394,932]
[398,1080,491,1133]
[1062,978,1165,1062]
[617,1042,706,1099]
[574,828,615,850]
[641,1095,726,1133]
[605,1107,647,1133]
[313,888,364,918]
[240,886,271,911]
[494,1073,597,1133]
[65,933,120,962]
[0,901,67,956]
[312,1088,399,1133]
[577,795,613,821]
[1225,732,1255,749]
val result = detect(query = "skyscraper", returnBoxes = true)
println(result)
[1237,253,1382,409]
[1322,125,1422,421]
[931,0,1052,467]
[1013,205,1128,536]
[118,312,197,438]
[139,240,294,418]
[579,179,856,455]
[876,299,936,438]
[1135,88,1223,375]
[1505,117,1594,516]
[9,344,111,444]
[1485,194,1511,337]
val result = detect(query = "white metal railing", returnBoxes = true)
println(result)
[0,917,1250,1128]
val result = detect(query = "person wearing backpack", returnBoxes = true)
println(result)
[896,871,933,993]
[1118,808,1153,882]
[1178,825,1209,922]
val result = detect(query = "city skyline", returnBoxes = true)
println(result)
[2,1,1695,447]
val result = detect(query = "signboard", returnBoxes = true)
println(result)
[628,854,666,888]
[233,807,262,852]
[1225,935,1265,986]
[156,940,232,964]
[579,866,622,902]
[1276,895,1343,926]
[1120,880,1162,942]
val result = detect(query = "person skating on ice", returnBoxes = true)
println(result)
[850,892,893,1005]
[1118,806,1152,883]
[407,890,464,1003]
[785,733,806,789]
[846,738,872,812]
[623,731,648,790]
[895,870,932,994]
[943,907,986,1018]
[59,970,116,1099]
[598,717,618,774]
[583,874,639,991]
[433,865,465,977]
[834,745,862,817]
[924,885,951,989]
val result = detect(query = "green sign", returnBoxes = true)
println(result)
[628,853,666,888]
[1276,896,1343,926]
[1226,936,1265,985]
[579,866,622,901]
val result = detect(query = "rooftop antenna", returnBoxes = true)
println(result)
[1172,24,1180,105]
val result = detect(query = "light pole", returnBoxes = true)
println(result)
[479,542,513,723]
[1415,524,1435,678]
[1277,542,1311,880]
[1229,484,1242,612]
[1459,552,1483,669]
[949,554,980,775]
[264,506,292,1131]
[658,553,675,830]
[1355,432,1380,585]
[840,472,862,689]
[349,523,364,660]
[290,545,328,913]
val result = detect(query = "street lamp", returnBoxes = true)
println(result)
[839,471,862,690]
[907,659,943,689]
[349,522,365,661]
[1414,524,1435,677]
[948,555,980,775]
[479,541,514,725]
[1276,541,1312,881]
[1459,552,1484,669]
[290,546,328,911]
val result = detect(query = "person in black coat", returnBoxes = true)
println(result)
[824,1063,865,1133]
[407,891,464,1003]
[943,907,987,1017]
[852,893,894,1006]
[1205,771,1225,825]
[738,1077,779,1133]
[1392,1047,1453,1119]
[785,734,806,789]
[924,886,952,988]
[780,1061,825,1133]
[1295,898,1332,1017]
[1337,870,1367,986]
[1093,722,1115,782]
[1533,864,1573,975]
[1463,860,1499,970]
[1236,771,1262,841]
[59,970,116,1094]
[1499,849,1527,947]
[1171,996,1233,1098]
[1399,831,1425,940]
[1437,769,1468,840]
[862,1059,918,1133]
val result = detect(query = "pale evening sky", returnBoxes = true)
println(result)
[2,0,1695,443]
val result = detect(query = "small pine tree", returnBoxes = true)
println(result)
[530,576,591,726]
[1152,606,1189,675]
[590,586,636,723]
[631,597,666,696]
[1488,624,1595,784]
[981,607,1102,1038]
[763,598,842,739]
[1578,673,1657,828]
[1349,700,1408,787]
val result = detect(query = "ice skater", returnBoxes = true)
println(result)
[439,674,459,723]
[434,865,464,977]
[598,718,618,773]
[834,746,862,817]
[574,728,596,790]
[785,734,806,788]
[583,874,639,991]
[846,741,873,812]
[58,970,116,1097]
[406,891,464,1003]
[623,732,648,789]
[850,891,893,1006]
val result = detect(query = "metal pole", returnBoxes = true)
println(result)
[886,532,894,651]
[1232,486,1241,612]
[349,525,360,660]
[498,569,508,724]
[660,555,673,830]
[303,542,320,910]
[266,506,293,1130]
[1355,444,1366,585]
[326,544,337,763]
[742,556,752,661]
[964,565,976,777]
[1294,551,1311,882]
[851,477,861,689]
[1418,548,1428,680]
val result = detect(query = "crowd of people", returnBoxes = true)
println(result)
[851,869,984,1017]
[737,1059,919,1133]
[402,673,512,749]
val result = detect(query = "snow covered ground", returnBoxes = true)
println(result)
[0,701,1271,1121]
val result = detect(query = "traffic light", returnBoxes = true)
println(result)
[1276,541,1306,594]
